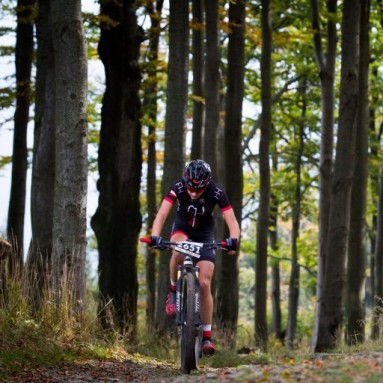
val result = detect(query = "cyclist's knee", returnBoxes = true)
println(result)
[199,277,211,293]
[170,251,184,266]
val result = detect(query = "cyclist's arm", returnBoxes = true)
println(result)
[222,208,240,240]
[151,199,173,236]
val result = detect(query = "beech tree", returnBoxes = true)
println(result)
[143,0,164,331]
[191,0,204,159]
[7,0,35,275]
[345,0,370,345]
[51,0,88,303]
[91,0,143,336]
[155,0,189,332]
[27,0,56,305]
[255,0,272,351]
[310,0,338,349]
[216,0,245,346]
[203,0,219,171]
[315,0,360,351]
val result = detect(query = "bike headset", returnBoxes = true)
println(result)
[183,159,212,189]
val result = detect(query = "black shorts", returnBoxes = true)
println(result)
[170,219,216,264]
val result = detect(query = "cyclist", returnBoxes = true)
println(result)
[149,159,240,356]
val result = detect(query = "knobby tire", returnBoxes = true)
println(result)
[180,271,196,374]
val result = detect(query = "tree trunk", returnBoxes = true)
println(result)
[286,76,307,349]
[374,161,383,338]
[0,239,12,305]
[269,124,282,339]
[345,0,370,345]
[270,202,282,339]
[269,125,282,339]
[370,71,382,339]
[212,90,226,326]
[315,0,360,351]
[203,0,219,171]
[7,0,35,275]
[255,0,272,352]
[51,0,88,306]
[155,0,189,332]
[143,0,164,332]
[91,0,143,338]
[215,0,245,348]
[310,0,338,350]
[191,0,204,160]
[27,0,56,306]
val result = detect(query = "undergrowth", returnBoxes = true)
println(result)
[2,257,383,380]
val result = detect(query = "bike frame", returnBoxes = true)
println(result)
[140,238,227,374]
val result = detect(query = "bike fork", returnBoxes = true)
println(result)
[175,267,201,327]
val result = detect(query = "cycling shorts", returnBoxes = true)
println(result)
[170,219,216,264]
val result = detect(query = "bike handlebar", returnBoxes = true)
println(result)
[140,237,228,249]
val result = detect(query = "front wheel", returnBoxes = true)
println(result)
[180,272,197,374]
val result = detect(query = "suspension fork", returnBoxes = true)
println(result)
[176,264,201,327]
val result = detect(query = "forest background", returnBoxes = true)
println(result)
[1,0,383,364]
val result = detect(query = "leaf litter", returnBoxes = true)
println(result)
[3,351,383,382]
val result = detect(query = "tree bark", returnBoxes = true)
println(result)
[370,70,383,339]
[255,0,272,352]
[143,0,164,332]
[269,125,282,339]
[155,0,189,332]
[191,0,204,160]
[345,0,370,345]
[203,0,219,171]
[27,0,56,307]
[215,0,245,347]
[286,76,307,349]
[374,158,383,339]
[315,0,360,351]
[51,0,88,305]
[310,0,338,350]
[91,0,143,338]
[0,239,12,306]
[7,0,35,275]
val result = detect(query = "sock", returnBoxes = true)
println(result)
[202,324,212,341]
[170,280,177,292]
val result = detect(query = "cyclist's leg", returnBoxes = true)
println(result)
[198,260,216,355]
[166,231,188,316]
[169,231,188,282]
[198,260,214,325]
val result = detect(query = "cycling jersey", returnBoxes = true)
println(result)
[164,178,232,263]
[164,178,232,229]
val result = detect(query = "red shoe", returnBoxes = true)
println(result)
[202,339,215,356]
[166,292,176,316]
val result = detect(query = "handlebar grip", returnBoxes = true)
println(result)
[140,237,151,243]
[220,241,227,247]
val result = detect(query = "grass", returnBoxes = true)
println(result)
[3,257,383,382]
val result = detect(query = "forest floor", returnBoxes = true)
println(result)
[3,348,383,382]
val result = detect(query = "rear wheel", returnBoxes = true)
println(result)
[180,272,196,374]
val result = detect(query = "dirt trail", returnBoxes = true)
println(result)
[3,352,383,382]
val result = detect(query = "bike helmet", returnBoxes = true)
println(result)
[183,159,212,189]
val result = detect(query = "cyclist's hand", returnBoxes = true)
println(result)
[150,235,165,249]
[225,238,238,254]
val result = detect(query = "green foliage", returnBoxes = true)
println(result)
[0,86,15,110]
[0,45,14,56]
[202,348,270,369]
[0,155,12,169]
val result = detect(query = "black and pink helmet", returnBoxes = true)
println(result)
[183,159,212,189]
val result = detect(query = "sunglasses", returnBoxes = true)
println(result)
[186,186,206,193]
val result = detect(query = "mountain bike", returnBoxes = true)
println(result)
[140,237,227,374]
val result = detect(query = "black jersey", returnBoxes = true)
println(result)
[164,178,232,229]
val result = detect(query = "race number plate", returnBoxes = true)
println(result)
[175,241,203,258]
